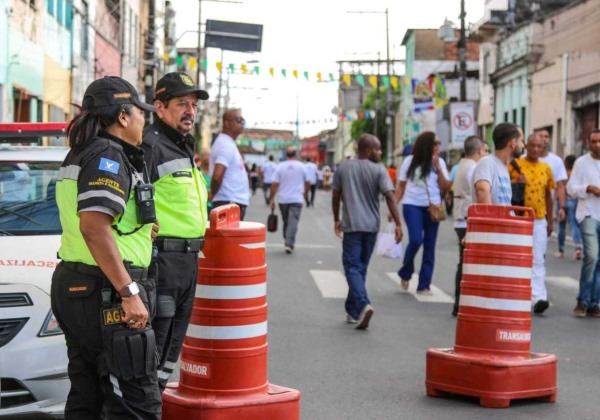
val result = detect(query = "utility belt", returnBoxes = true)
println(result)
[154,237,205,253]
[61,261,148,282]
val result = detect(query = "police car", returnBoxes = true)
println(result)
[0,123,69,418]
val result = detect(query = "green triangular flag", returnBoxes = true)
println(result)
[176,56,183,67]
[382,76,390,88]
[329,73,335,81]
[254,66,260,75]
[228,63,235,72]
[281,69,287,77]
[303,71,309,80]
[201,59,207,70]
[356,74,365,87]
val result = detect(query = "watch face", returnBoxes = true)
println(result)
[121,282,140,297]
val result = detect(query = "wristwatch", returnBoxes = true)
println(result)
[119,282,140,297]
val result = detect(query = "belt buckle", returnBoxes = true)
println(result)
[185,239,191,252]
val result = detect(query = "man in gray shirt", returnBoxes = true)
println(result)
[332,134,402,330]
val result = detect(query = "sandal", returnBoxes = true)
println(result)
[400,279,409,290]
[575,248,582,260]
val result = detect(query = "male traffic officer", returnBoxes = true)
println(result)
[141,72,209,390]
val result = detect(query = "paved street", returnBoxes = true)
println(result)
[233,188,597,420]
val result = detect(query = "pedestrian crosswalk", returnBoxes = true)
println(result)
[308,270,579,304]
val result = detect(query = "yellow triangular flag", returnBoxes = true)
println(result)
[188,57,197,69]
[343,74,351,86]
[293,69,299,79]
[241,63,248,74]
[163,53,169,63]
[216,62,223,73]
[269,67,275,77]
[390,76,398,90]
[369,75,378,87]
[317,72,322,82]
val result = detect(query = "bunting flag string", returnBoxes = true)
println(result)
[246,111,377,129]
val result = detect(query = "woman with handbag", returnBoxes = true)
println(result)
[392,131,451,294]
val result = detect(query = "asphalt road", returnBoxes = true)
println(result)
[176,188,598,420]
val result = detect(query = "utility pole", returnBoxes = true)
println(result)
[384,8,393,165]
[459,0,467,101]
[144,0,156,124]
[196,0,202,88]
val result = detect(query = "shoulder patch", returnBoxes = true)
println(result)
[173,170,192,178]
[99,157,120,174]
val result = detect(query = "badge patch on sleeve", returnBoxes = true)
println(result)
[99,158,120,175]
[103,307,127,325]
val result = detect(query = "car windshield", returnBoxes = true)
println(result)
[0,161,61,235]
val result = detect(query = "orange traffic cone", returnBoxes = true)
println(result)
[426,204,557,408]
[162,205,301,419]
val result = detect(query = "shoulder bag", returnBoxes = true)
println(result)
[510,160,526,207]
[425,179,446,223]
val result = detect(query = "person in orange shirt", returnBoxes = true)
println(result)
[387,164,397,186]
[508,133,555,315]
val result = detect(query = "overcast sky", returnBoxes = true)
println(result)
[171,0,485,137]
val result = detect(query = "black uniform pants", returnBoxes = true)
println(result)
[152,250,198,390]
[453,227,467,315]
[306,183,316,207]
[50,263,161,420]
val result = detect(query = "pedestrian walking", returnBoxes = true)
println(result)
[451,136,488,316]
[50,76,161,418]
[566,128,600,318]
[508,133,555,315]
[556,154,582,259]
[304,157,318,207]
[269,146,309,254]
[394,131,451,294]
[536,128,567,228]
[210,109,250,220]
[261,155,277,205]
[472,122,524,204]
[249,163,259,195]
[141,72,209,390]
[333,134,402,330]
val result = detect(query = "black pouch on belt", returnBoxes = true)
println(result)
[100,300,158,381]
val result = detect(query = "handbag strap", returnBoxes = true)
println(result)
[424,180,433,205]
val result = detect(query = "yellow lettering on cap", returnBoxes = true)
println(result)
[114,92,132,99]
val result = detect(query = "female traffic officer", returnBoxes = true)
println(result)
[50,76,161,419]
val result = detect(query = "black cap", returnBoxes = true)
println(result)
[82,76,156,112]
[154,72,209,101]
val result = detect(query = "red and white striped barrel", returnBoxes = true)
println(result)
[178,205,269,395]
[455,204,534,358]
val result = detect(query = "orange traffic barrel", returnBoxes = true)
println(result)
[425,204,557,408]
[162,205,300,419]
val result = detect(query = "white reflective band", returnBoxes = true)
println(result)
[240,242,266,249]
[163,360,176,371]
[196,283,266,299]
[187,321,267,340]
[460,295,531,311]
[109,374,123,397]
[463,263,532,279]
[466,231,532,247]
[158,370,171,380]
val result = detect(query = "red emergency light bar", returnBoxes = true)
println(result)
[0,122,69,138]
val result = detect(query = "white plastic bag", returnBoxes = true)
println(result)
[375,223,403,259]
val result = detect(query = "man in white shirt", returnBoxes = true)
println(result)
[261,155,277,205]
[451,136,488,316]
[270,147,310,254]
[210,109,250,220]
[535,128,567,228]
[304,157,319,207]
[566,128,600,318]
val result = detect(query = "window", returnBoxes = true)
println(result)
[65,0,72,30]
[57,0,63,24]
[47,0,54,15]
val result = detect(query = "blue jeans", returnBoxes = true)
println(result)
[557,198,582,252]
[342,232,377,319]
[578,217,600,307]
[398,204,440,291]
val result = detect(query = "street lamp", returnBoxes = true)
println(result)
[347,9,393,165]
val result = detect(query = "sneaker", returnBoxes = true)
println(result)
[285,246,293,254]
[417,289,433,296]
[346,314,358,324]
[587,306,600,318]
[533,300,549,315]
[355,304,374,330]
[573,302,587,318]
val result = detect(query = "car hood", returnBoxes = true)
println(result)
[0,236,60,294]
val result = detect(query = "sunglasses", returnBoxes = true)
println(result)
[234,117,245,124]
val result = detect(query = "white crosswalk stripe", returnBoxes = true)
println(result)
[545,276,578,292]
[310,270,348,298]
[386,273,455,303]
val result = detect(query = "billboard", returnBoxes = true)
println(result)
[205,20,263,53]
